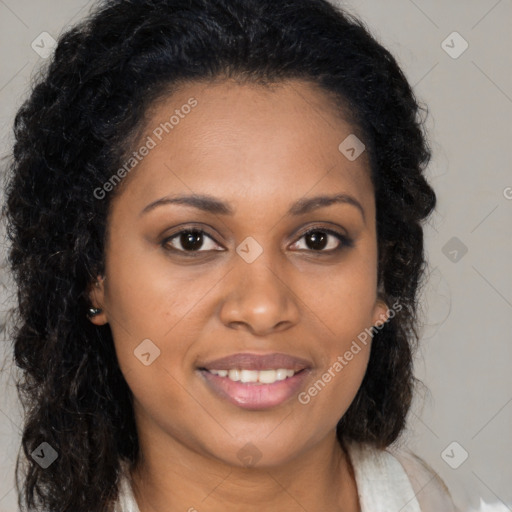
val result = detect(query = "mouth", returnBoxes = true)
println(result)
[197,352,312,410]
[205,367,304,384]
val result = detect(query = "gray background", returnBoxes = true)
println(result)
[0,1,511,511]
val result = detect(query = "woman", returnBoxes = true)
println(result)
[4,0,458,510]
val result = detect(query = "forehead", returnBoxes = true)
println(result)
[113,78,374,218]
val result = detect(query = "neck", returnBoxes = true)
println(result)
[129,431,359,512]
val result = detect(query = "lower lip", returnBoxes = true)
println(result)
[199,369,310,410]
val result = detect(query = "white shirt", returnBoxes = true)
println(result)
[114,441,459,512]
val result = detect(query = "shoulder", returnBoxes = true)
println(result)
[387,444,460,512]
[114,460,140,512]
[344,440,460,512]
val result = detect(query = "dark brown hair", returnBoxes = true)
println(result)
[3,0,435,510]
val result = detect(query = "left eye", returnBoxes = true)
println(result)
[290,228,351,252]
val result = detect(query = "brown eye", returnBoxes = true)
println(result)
[304,231,329,251]
[291,228,353,253]
[162,229,223,253]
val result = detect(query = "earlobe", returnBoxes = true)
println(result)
[87,276,108,325]
[372,298,390,328]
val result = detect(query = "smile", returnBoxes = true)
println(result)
[199,368,310,410]
[207,368,300,384]
[197,352,313,410]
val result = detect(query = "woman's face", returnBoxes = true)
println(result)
[90,79,388,468]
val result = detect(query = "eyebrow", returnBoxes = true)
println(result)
[140,192,365,222]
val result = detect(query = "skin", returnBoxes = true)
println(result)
[89,78,389,512]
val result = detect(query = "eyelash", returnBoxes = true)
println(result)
[161,225,353,257]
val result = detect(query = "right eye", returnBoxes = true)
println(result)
[161,229,224,255]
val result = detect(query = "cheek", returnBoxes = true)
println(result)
[297,339,371,429]
[102,255,223,397]
[293,255,377,410]
[103,241,213,337]
[302,258,378,338]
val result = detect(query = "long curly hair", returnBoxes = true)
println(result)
[3,0,436,510]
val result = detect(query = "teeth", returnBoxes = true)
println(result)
[258,370,277,384]
[209,368,298,384]
[276,369,291,381]
[240,369,258,383]
[228,369,240,381]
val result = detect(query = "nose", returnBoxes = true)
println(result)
[218,253,301,336]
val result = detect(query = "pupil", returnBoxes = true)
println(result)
[181,231,203,251]
[307,231,327,250]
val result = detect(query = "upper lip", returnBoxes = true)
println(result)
[199,352,312,371]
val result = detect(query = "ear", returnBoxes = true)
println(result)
[371,296,390,328]
[87,275,108,326]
